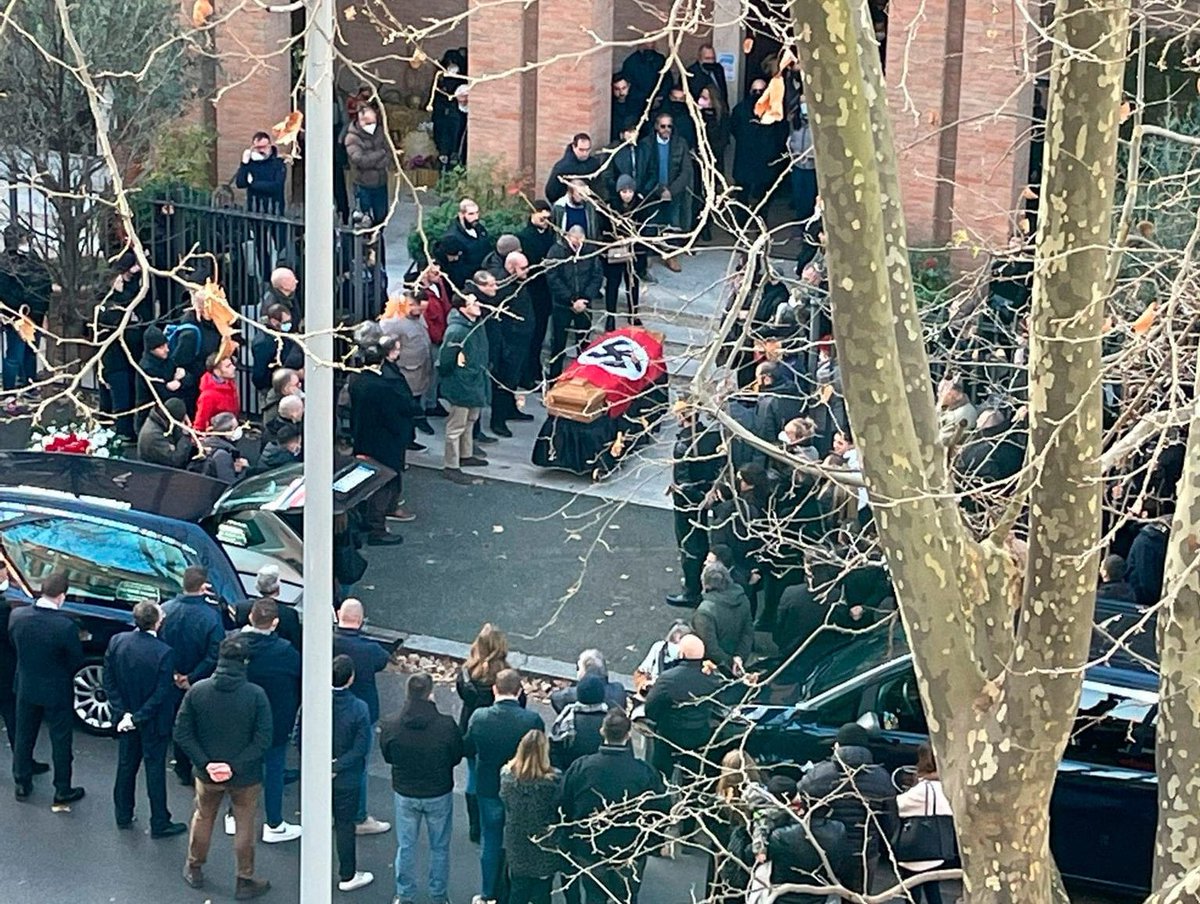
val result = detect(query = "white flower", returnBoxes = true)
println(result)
[40,436,53,449]
[94,448,111,458]
[92,433,108,448]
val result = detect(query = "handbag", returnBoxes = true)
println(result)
[606,242,636,264]
[893,782,958,862]
[745,860,772,904]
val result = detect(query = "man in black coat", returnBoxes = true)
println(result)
[378,671,463,904]
[333,599,393,834]
[464,668,545,904]
[440,199,491,289]
[1126,501,1172,606]
[730,79,787,223]
[233,132,288,215]
[642,634,723,779]
[610,74,649,143]
[798,723,898,893]
[0,559,43,770]
[250,303,304,396]
[545,227,603,378]
[9,572,84,805]
[667,402,722,606]
[349,328,423,544]
[685,44,729,109]
[637,111,694,272]
[134,325,184,429]
[544,133,601,203]
[161,566,226,786]
[1097,554,1139,604]
[620,42,669,107]
[489,252,537,436]
[549,671,609,770]
[174,635,273,897]
[104,601,186,836]
[517,201,557,385]
[759,776,852,904]
[237,598,301,842]
[233,566,301,653]
[559,709,668,904]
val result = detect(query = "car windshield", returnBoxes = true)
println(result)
[802,622,910,698]
[213,464,304,515]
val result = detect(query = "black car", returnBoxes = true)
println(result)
[738,598,1156,896]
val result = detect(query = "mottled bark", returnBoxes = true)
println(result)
[788,0,1126,899]
[1153,393,1200,892]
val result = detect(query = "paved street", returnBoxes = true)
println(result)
[0,672,706,904]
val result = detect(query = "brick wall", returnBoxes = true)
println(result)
[467,0,529,173]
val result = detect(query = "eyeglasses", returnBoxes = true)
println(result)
[658,124,673,130]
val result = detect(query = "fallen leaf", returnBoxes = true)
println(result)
[191,0,212,27]
[619,574,630,580]
[1131,301,1157,334]
[1118,100,1131,124]
[343,5,357,19]
[603,610,614,616]
[492,525,504,533]
[595,618,605,624]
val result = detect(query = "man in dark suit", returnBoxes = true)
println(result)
[333,598,391,834]
[9,571,84,806]
[161,566,226,785]
[0,559,47,774]
[104,601,186,836]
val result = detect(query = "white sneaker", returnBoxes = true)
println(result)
[224,813,236,836]
[354,815,391,835]
[262,820,302,843]
[338,871,375,892]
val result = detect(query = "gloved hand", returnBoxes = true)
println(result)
[117,713,135,733]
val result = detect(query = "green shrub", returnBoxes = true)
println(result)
[406,157,531,263]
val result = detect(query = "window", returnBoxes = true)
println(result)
[1067,682,1156,773]
[0,516,194,606]
[812,684,862,728]
[875,670,928,735]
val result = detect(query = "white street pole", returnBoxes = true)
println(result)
[300,0,334,897]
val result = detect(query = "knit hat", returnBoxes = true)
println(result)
[616,174,637,193]
[576,672,606,706]
[164,397,188,421]
[766,774,798,802]
[836,723,870,749]
[256,564,281,596]
[144,326,168,350]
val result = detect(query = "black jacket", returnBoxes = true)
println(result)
[620,47,668,103]
[233,599,301,653]
[333,687,372,790]
[686,61,730,108]
[464,699,545,798]
[1127,520,1169,606]
[234,146,287,214]
[8,604,84,708]
[137,407,195,469]
[549,703,607,771]
[0,247,52,320]
[636,134,693,200]
[768,814,852,904]
[441,218,492,287]
[378,697,464,798]
[135,349,180,414]
[0,588,26,696]
[642,659,722,751]
[240,629,301,746]
[348,364,422,473]
[103,629,177,737]
[559,743,667,857]
[251,329,304,392]
[500,769,564,878]
[545,242,603,308]
[169,311,223,389]
[456,666,530,733]
[672,419,722,505]
[161,594,225,685]
[1097,580,1139,605]
[333,626,390,722]
[174,659,273,787]
[730,99,787,189]
[549,676,627,714]
[544,145,602,203]
[798,745,898,858]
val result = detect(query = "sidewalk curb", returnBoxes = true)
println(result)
[399,632,636,690]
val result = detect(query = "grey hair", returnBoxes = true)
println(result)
[701,561,733,593]
[566,225,586,238]
[578,648,606,675]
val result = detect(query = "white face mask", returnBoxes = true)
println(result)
[231,427,245,442]
[665,641,680,660]
[280,320,293,332]
[800,102,808,116]
[698,97,711,109]
[362,122,377,134]
[250,151,267,162]
[778,430,795,446]
[0,579,7,592]
[457,102,469,113]
[446,63,460,75]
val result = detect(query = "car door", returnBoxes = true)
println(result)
[859,664,929,774]
[1050,680,1156,895]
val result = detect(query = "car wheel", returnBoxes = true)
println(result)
[73,660,114,735]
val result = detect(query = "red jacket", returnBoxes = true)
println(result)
[421,276,452,345]
[193,372,240,431]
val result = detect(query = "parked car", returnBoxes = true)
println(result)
[0,451,402,734]
[736,597,1156,896]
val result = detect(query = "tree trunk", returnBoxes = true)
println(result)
[1153,389,1200,891]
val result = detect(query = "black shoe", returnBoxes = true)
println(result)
[152,821,188,838]
[183,868,205,890]
[414,418,435,436]
[53,787,85,806]
[117,817,137,830]
[490,423,513,438]
[174,770,193,787]
[665,593,701,608]
[283,768,300,785]
[407,441,427,451]
[510,411,535,422]
[425,403,449,418]
[366,533,403,546]
[461,456,489,467]
[14,782,31,801]
[605,317,616,333]
[475,432,498,445]
[235,877,271,900]
[31,761,50,775]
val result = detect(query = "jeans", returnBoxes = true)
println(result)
[444,405,480,469]
[334,780,360,882]
[394,791,454,901]
[13,700,73,795]
[355,184,389,227]
[187,780,261,879]
[113,729,172,831]
[2,324,36,391]
[509,874,552,904]
[478,794,506,899]
[262,743,287,827]
[356,721,375,823]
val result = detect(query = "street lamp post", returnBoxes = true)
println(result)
[300,0,334,899]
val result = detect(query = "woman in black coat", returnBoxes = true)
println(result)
[600,176,651,332]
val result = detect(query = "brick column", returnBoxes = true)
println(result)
[466,0,528,175]
[534,0,614,192]
[214,7,293,190]
[885,0,1031,247]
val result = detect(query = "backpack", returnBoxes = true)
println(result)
[164,322,202,363]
